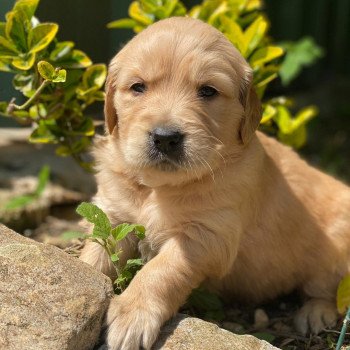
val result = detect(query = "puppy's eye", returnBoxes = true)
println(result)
[198,85,218,99]
[131,83,146,94]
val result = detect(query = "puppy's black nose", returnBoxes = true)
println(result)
[151,127,184,157]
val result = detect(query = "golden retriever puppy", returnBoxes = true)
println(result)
[80,17,350,350]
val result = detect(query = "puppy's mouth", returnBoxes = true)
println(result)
[148,150,183,172]
[147,127,185,172]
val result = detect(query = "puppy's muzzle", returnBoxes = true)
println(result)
[149,127,184,165]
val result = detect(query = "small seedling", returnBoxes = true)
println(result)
[75,202,145,293]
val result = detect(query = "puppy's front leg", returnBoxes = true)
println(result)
[106,232,235,350]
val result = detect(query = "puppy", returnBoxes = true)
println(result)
[80,17,350,350]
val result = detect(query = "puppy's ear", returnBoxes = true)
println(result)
[239,71,262,144]
[104,73,118,134]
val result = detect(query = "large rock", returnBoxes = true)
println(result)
[153,314,280,350]
[96,314,280,350]
[0,224,113,350]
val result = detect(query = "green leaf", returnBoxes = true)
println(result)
[28,23,58,53]
[29,103,47,119]
[134,225,146,239]
[250,46,284,68]
[3,194,35,210]
[221,16,246,55]
[13,0,39,21]
[207,1,228,25]
[12,52,35,70]
[76,202,112,240]
[37,60,55,80]
[37,60,66,82]
[261,104,276,124]
[110,253,120,262]
[107,18,138,29]
[0,36,19,57]
[13,73,34,93]
[293,106,318,130]
[6,10,27,52]
[29,123,57,143]
[337,275,350,313]
[57,49,92,68]
[111,223,140,241]
[279,37,324,86]
[125,258,143,269]
[244,16,268,57]
[35,165,50,196]
[52,69,66,83]
[0,22,5,37]
[128,1,154,26]
[82,64,107,89]
[50,41,74,61]
[273,105,292,134]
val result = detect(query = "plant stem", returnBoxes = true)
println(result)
[8,79,50,112]
[336,307,350,350]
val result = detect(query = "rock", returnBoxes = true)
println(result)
[0,224,113,350]
[254,308,270,330]
[152,314,280,350]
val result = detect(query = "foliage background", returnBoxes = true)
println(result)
[0,0,349,180]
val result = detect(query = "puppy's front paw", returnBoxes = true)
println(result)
[105,295,162,350]
[294,298,338,335]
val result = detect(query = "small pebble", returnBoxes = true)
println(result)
[253,308,269,329]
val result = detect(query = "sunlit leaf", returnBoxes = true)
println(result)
[12,52,35,70]
[29,103,47,119]
[6,10,27,52]
[107,18,138,29]
[129,1,154,25]
[37,60,55,80]
[82,64,107,90]
[250,46,284,67]
[0,36,19,57]
[76,202,112,239]
[57,49,92,68]
[13,0,39,21]
[50,41,74,61]
[28,23,58,53]
[52,69,66,83]
[244,15,268,57]
[29,123,57,143]
[221,16,246,54]
[261,104,276,124]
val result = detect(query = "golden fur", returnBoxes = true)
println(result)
[80,17,350,350]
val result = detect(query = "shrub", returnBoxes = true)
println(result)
[108,0,321,149]
[0,0,106,170]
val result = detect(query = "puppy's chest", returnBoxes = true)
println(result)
[136,195,183,260]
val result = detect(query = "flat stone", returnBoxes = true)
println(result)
[153,314,280,350]
[0,224,113,350]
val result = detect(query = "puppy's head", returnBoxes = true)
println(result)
[104,17,261,186]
